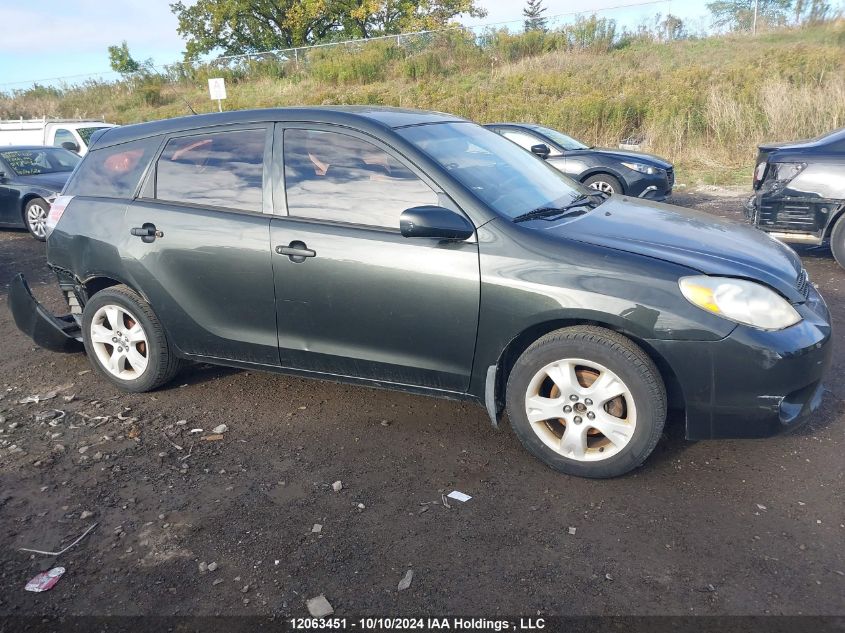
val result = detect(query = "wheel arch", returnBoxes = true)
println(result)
[80,275,152,307]
[20,193,47,220]
[580,169,627,193]
[824,203,845,238]
[490,318,685,419]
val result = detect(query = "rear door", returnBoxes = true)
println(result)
[124,124,280,366]
[269,124,480,392]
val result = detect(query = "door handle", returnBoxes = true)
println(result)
[130,223,163,243]
[275,241,316,263]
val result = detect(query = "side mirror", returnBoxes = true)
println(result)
[400,205,474,241]
[530,143,551,159]
[61,141,80,153]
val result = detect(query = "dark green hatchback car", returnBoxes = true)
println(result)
[11,107,832,478]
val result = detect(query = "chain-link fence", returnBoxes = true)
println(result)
[0,0,737,91]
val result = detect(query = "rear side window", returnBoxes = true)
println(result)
[155,129,265,212]
[64,137,160,198]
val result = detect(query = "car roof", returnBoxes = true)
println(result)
[93,107,466,150]
[484,123,542,130]
[0,145,73,151]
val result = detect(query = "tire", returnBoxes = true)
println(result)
[831,214,845,270]
[505,326,666,478]
[24,198,49,241]
[583,174,623,195]
[81,285,183,392]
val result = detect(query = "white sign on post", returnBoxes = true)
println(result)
[208,78,227,112]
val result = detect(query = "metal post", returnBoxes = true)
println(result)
[753,0,759,34]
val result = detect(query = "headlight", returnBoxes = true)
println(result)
[621,161,660,175]
[679,276,801,330]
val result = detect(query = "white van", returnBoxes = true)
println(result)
[0,118,117,156]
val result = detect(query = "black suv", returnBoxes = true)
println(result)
[745,126,845,268]
[11,107,832,478]
[484,123,674,200]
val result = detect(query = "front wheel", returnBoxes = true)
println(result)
[81,285,183,392]
[583,174,623,195]
[506,326,666,478]
[831,215,845,270]
[24,198,49,241]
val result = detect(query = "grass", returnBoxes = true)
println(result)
[2,21,844,186]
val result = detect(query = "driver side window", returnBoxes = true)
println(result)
[501,129,544,152]
[283,128,437,229]
[53,129,76,147]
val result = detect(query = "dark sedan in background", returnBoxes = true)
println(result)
[0,146,80,240]
[745,126,845,269]
[485,123,674,200]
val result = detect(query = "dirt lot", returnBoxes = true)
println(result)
[0,189,842,618]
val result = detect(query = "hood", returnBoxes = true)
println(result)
[581,147,673,170]
[14,172,72,193]
[536,197,805,302]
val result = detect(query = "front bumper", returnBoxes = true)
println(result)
[650,284,832,439]
[627,171,673,201]
[9,273,83,353]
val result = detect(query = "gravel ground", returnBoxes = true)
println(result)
[0,189,842,617]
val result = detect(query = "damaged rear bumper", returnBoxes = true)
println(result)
[9,273,83,353]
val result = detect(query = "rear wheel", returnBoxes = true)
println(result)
[831,215,845,270]
[81,285,183,392]
[583,174,623,195]
[24,198,49,241]
[506,326,666,478]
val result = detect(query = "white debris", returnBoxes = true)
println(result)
[756,504,767,511]
[332,481,342,492]
[306,594,334,618]
[397,569,414,591]
[568,527,577,535]
[207,562,218,572]
[447,490,472,503]
[311,524,323,534]
[212,424,228,434]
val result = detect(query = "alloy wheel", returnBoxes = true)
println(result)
[524,358,636,461]
[89,304,149,380]
[588,180,615,194]
[26,203,48,239]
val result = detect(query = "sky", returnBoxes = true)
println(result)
[0,0,716,89]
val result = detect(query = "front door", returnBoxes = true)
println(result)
[270,125,480,392]
[0,156,18,226]
[124,125,280,366]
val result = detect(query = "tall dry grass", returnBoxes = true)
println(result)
[1,22,843,184]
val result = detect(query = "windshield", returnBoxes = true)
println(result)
[534,126,590,151]
[398,122,588,219]
[0,148,80,176]
[77,126,109,145]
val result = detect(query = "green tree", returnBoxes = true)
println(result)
[658,13,686,40]
[706,0,794,31]
[793,0,832,24]
[170,0,487,58]
[107,41,141,76]
[523,0,548,32]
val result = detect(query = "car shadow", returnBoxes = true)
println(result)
[165,362,244,389]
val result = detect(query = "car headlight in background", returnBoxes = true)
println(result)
[621,161,660,175]
[679,276,801,331]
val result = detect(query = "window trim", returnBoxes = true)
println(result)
[273,122,452,232]
[138,124,272,216]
